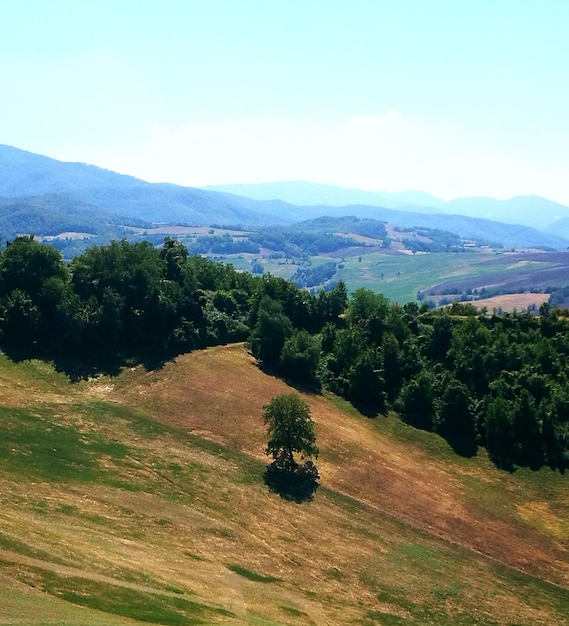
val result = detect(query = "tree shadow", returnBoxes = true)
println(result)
[51,355,124,381]
[281,375,322,396]
[488,452,516,473]
[350,398,383,419]
[0,344,176,383]
[252,359,322,396]
[444,434,478,459]
[264,460,319,503]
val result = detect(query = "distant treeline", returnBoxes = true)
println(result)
[291,261,338,289]
[187,234,260,255]
[251,218,390,258]
[1,235,568,471]
[395,226,474,253]
[251,229,360,258]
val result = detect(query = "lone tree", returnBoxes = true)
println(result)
[263,393,318,471]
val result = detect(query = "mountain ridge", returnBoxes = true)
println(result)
[0,144,567,251]
[205,180,569,231]
[204,180,445,211]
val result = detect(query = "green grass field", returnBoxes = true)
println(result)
[220,249,534,303]
[333,251,484,301]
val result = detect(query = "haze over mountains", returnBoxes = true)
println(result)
[205,181,569,233]
[1,144,569,250]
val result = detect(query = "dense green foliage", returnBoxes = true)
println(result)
[252,225,362,257]
[291,260,338,288]
[186,234,260,255]
[396,226,466,252]
[1,235,569,471]
[263,393,318,469]
[0,236,344,368]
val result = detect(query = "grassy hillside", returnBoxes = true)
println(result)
[332,250,488,303]
[165,220,568,304]
[1,345,569,625]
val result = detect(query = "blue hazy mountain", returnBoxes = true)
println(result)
[0,144,146,196]
[205,181,569,232]
[0,145,292,228]
[1,145,567,249]
[442,195,569,230]
[204,181,444,211]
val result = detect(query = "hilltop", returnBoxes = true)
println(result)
[1,344,569,625]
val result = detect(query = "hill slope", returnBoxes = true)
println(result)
[1,345,568,625]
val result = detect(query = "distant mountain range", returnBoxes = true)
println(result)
[1,144,568,251]
[205,181,445,212]
[205,181,569,233]
[0,145,291,231]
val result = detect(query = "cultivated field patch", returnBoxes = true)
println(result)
[471,292,550,312]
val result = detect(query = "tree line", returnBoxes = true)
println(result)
[1,235,568,471]
[0,236,344,368]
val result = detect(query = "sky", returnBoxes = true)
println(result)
[1,0,568,204]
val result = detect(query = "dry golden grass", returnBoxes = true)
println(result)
[108,344,569,588]
[471,292,550,313]
[1,344,569,625]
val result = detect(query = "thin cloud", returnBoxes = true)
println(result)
[103,112,407,187]
[94,113,569,205]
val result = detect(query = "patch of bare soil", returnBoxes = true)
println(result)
[108,344,569,590]
[472,292,549,313]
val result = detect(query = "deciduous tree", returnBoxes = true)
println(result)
[263,393,318,470]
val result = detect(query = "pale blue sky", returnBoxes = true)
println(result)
[1,0,568,203]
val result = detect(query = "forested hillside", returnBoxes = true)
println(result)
[2,235,568,471]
